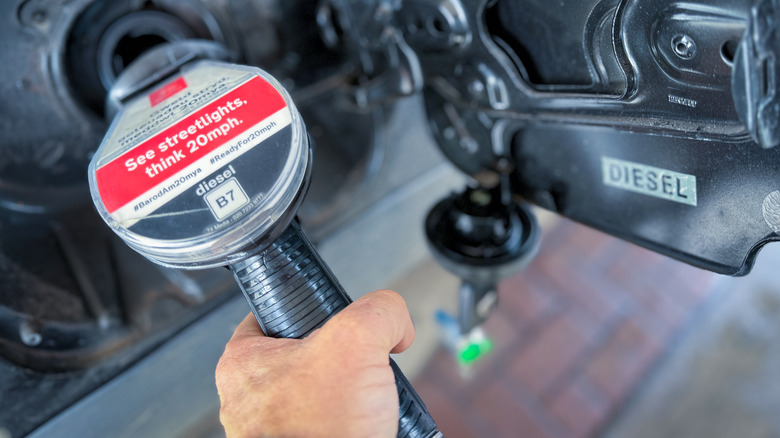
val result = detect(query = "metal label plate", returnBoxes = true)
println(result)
[601,156,697,206]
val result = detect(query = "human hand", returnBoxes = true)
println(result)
[215,289,416,438]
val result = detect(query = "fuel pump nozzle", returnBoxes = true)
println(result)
[88,41,440,438]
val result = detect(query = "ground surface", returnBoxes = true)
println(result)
[412,218,726,438]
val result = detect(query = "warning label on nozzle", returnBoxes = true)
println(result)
[96,75,291,224]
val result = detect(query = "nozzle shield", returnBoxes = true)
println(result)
[88,61,308,268]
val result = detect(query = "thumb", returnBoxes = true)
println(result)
[316,289,416,356]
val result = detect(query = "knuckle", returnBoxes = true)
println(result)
[215,357,231,387]
[373,289,408,312]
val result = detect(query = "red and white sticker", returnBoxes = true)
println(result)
[149,76,188,107]
[96,75,291,224]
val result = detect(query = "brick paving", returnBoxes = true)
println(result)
[413,219,718,438]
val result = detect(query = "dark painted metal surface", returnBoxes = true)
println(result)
[409,0,779,275]
[512,124,780,275]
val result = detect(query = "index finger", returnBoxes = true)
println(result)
[318,289,416,355]
[230,311,266,342]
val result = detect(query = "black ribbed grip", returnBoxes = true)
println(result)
[230,220,441,438]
